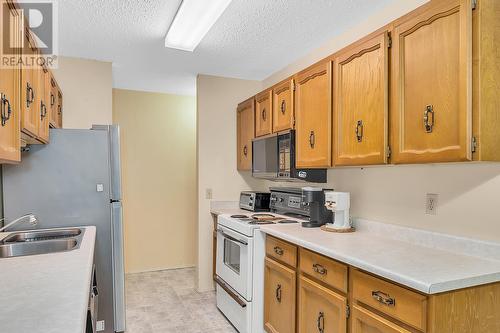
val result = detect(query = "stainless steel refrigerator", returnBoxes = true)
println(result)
[2,125,126,333]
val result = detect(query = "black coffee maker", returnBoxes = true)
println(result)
[301,187,332,228]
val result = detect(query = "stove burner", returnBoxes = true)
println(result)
[276,219,299,224]
[231,214,248,218]
[248,220,276,225]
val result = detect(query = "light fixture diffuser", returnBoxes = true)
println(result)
[165,0,233,52]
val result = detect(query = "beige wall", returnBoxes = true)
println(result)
[52,57,113,129]
[197,75,264,291]
[113,89,197,274]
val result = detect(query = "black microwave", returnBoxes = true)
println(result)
[252,130,327,183]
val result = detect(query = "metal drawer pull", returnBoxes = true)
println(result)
[262,108,266,121]
[1,93,12,126]
[317,311,325,333]
[372,290,396,307]
[424,105,434,133]
[280,100,286,114]
[355,120,363,142]
[273,246,284,256]
[275,284,282,303]
[309,130,315,148]
[26,83,34,107]
[214,276,247,308]
[312,263,327,275]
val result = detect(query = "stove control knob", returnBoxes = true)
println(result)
[279,198,284,203]
[270,196,277,202]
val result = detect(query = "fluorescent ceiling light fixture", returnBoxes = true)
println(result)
[165,0,233,52]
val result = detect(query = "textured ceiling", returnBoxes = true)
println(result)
[58,0,395,95]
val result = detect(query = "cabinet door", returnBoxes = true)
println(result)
[264,257,296,333]
[334,32,389,166]
[36,65,49,143]
[0,3,21,163]
[273,79,294,132]
[56,85,63,128]
[255,90,272,137]
[391,0,472,163]
[237,98,254,171]
[20,28,38,137]
[298,275,347,333]
[351,305,412,333]
[295,62,332,168]
[48,72,58,128]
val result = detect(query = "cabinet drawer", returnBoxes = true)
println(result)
[264,257,296,333]
[351,270,427,331]
[299,248,348,293]
[266,236,297,268]
[298,275,347,333]
[351,304,413,333]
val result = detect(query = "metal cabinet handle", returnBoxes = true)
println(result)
[424,105,434,133]
[317,311,325,333]
[26,83,34,107]
[262,108,266,121]
[372,290,395,307]
[275,284,282,303]
[57,105,62,115]
[355,120,363,142]
[273,246,284,256]
[312,263,327,275]
[280,100,286,114]
[309,131,315,148]
[40,102,47,120]
[50,93,55,106]
[1,93,12,126]
[243,145,248,156]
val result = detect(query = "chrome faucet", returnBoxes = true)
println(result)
[0,214,38,232]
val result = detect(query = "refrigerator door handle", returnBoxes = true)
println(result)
[111,202,126,332]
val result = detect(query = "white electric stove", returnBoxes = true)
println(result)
[215,212,302,333]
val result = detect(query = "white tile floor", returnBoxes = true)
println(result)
[125,268,237,333]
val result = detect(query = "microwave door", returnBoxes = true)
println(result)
[252,135,278,179]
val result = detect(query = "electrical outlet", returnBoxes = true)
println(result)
[96,320,105,331]
[425,193,438,215]
[205,188,213,200]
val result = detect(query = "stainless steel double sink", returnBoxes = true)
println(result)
[0,228,85,258]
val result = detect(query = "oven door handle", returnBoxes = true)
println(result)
[217,229,248,246]
[215,276,247,308]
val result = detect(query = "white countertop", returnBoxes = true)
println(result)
[0,226,96,333]
[260,220,500,294]
[210,200,251,216]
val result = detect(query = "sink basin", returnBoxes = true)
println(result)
[0,238,78,258]
[1,228,82,244]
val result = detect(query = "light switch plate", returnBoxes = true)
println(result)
[96,184,104,192]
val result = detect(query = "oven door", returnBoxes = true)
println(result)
[216,225,253,301]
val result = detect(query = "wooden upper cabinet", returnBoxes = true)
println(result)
[0,2,21,163]
[56,85,63,128]
[237,98,254,171]
[298,276,347,333]
[333,31,389,166]
[472,0,500,161]
[21,28,39,139]
[255,90,272,137]
[48,72,59,128]
[391,0,472,164]
[264,257,296,333]
[295,62,332,168]
[273,79,295,132]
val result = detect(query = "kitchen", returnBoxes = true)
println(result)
[1,0,500,333]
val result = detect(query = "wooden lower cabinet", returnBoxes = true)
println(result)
[351,305,412,333]
[298,275,347,333]
[264,257,296,333]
